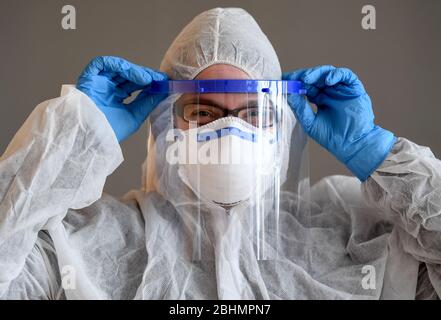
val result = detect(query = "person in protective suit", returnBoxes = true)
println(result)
[0,8,440,299]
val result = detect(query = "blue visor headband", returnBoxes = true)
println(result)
[147,79,306,94]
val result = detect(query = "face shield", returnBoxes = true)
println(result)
[143,80,310,261]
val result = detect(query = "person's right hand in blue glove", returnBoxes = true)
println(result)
[283,65,396,181]
[77,56,168,142]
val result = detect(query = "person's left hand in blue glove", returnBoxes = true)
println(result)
[77,56,168,142]
[283,65,396,181]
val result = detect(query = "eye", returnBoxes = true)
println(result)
[244,107,260,118]
[239,107,275,128]
[191,110,213,117]
[247,109,260,117]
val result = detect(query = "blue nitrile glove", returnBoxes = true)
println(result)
[283,65,396,181]
[76,56,168,142]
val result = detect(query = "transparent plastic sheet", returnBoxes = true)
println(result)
[142,80,310,263]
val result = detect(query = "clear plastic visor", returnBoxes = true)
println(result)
[144,80,309,261]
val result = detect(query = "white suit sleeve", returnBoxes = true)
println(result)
[362,137,441,296]
[0,85,123,298]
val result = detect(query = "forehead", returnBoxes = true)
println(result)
[177,64,258,109]
[194,64,251,80]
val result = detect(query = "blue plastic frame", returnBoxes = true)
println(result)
[147,80,306,94]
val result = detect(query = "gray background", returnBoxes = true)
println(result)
[1,0,440,197]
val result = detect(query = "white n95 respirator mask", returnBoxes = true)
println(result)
[171,117,278,207]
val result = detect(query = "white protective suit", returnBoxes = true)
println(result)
[1,8,441,300]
